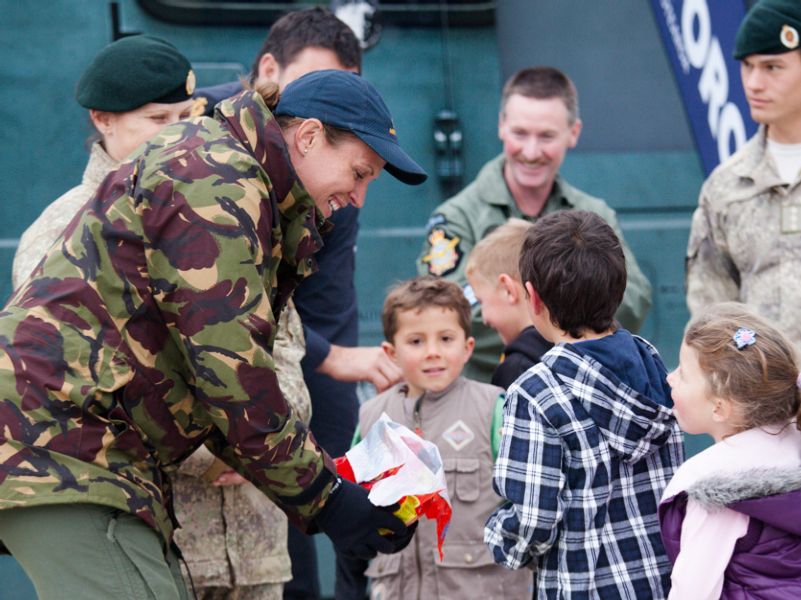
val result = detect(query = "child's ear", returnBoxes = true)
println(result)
[524,281,545,315]
[711,397,735,423]
[381,340,398,362]
[464,336,476,358]
[256,52,279,82]
[498,273,521,304]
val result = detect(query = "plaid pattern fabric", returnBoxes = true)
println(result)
[485,339,684,600]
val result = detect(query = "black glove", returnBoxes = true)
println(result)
[316,476,416,560]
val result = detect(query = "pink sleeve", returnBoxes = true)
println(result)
[668,499,749,600]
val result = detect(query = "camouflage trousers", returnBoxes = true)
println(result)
[193,583,283,600]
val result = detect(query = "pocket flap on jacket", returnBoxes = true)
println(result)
[455,457,479,472]
[433,542,495,568]
[365,552,402,578]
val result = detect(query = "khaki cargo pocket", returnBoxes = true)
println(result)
[443,457,480,502]
[433,541,495,568]
[455,457,480,502]
[432,542,516,599]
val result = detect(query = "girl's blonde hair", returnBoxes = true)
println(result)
[685,302,801,432]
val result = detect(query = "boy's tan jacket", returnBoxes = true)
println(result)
[358,377,531,600]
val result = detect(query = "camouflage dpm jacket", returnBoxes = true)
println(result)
[0,90,336,548]
[686,126,801,350]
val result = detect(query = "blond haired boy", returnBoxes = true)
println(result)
[465,218,552,388]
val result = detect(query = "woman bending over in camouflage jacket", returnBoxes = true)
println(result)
[0,69,426,600]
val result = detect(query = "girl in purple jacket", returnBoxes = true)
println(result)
[660,302,801,599]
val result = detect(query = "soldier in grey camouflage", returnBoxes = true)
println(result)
[0,70,425,599]
[686,0,801,351]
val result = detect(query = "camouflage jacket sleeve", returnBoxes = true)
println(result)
[685,183,740,317]
[177,299,311,477]
[137,154,333,529]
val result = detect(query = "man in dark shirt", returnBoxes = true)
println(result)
[196,9,402,599]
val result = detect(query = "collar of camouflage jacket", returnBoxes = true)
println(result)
[214,89,325,276]
[732,125,788,193]
[83,140,120,191]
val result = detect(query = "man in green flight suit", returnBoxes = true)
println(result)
[417,66,652,382]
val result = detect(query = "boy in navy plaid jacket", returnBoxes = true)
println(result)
[484,210,684,599]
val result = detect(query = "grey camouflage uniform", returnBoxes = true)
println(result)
[12,141,118,289]
[686,126,801,350]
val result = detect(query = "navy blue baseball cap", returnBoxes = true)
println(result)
[275,70,427,185]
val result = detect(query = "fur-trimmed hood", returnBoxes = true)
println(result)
[661,426,801,539]
[688,467,801,537]
[688,467,801,508]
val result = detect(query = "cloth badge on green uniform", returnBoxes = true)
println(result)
[422,229,462,277]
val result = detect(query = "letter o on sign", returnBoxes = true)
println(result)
[682,0,711,69]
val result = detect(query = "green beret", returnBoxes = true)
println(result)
[76,35,195,112]
[734,0,801,59]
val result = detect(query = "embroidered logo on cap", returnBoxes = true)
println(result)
[442,420,475,451]
[781,24,799,50]
[186,69,196,96]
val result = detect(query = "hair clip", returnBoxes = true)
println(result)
[733,327,757,350]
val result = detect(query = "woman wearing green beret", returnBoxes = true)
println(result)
[0,66,426,599]
[12,34,195,287]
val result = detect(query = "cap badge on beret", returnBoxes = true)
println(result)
[781,24,800,50]
[186,70,196,96]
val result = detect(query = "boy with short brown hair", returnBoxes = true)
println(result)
[348,276,531,599]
